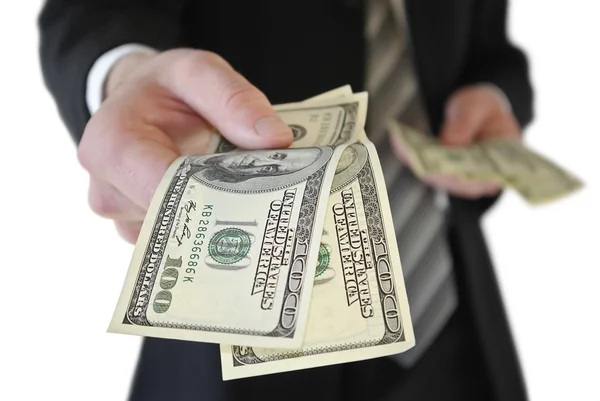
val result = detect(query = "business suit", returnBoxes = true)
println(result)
[38,1,534,400]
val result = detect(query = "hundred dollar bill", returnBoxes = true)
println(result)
[387,119,583,204]
[108,90,369,349]
[387,120,500,180]
[481,139,583,204]
[108,150,353,349]
[220,139,415,380]
[301,85,353,102]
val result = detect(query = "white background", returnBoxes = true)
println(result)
[1,1,598,400]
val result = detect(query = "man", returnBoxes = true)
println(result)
[38,0,534,400]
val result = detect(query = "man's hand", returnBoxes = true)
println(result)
[390,84,522,199]
[78,49,294,244]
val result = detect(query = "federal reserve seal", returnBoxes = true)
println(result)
[208,228,252,265]
[316,243,331,278]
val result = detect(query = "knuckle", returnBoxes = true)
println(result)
[115,222,141,244]
[170,50,226,81]
[460,187,484,199]
[88,187,117,218]
[78,113,124,175]
[77,124,98,172]
[77,145,92,173]
[87,177,135,219]
[195,50,226,66]
[219,79,265,112]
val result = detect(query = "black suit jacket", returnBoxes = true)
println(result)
[38,1,534,400]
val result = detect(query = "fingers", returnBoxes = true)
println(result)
[422,174,501,199]
[115,221,143,244]
[388,132,412,166]
[88,178,146,221]
[159,50,293,150]
[388,134,499,198]
[80,119,180,210]
[388,126,499,199]
[440,92,492,147]
[440,85,522,146]
[89,178,145,245]
[88,177,145,244]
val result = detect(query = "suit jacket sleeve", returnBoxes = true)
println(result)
[450,0,535,215]
[38,0,187,145]
[460,0,534,128]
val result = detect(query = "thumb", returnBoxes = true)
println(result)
[439,93,489,147]
[160,51,293,150]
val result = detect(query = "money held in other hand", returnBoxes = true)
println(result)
[387,120,584,204]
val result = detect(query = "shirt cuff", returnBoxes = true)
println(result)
[86,44,158,115]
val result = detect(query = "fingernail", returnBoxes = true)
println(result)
[254,117,292,138]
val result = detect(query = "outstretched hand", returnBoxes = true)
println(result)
[78,49,293,243]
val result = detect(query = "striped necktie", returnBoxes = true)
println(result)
[365,0,459,367]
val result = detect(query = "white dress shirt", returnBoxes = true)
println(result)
[86,44,157,114]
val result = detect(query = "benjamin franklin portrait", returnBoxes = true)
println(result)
[330,143,369,193]
[187,147,334,193]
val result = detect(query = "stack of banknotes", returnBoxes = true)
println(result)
[108,86,583,380]
[387,120,583,204]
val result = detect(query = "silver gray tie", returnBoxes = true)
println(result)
[365,0,459,367]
